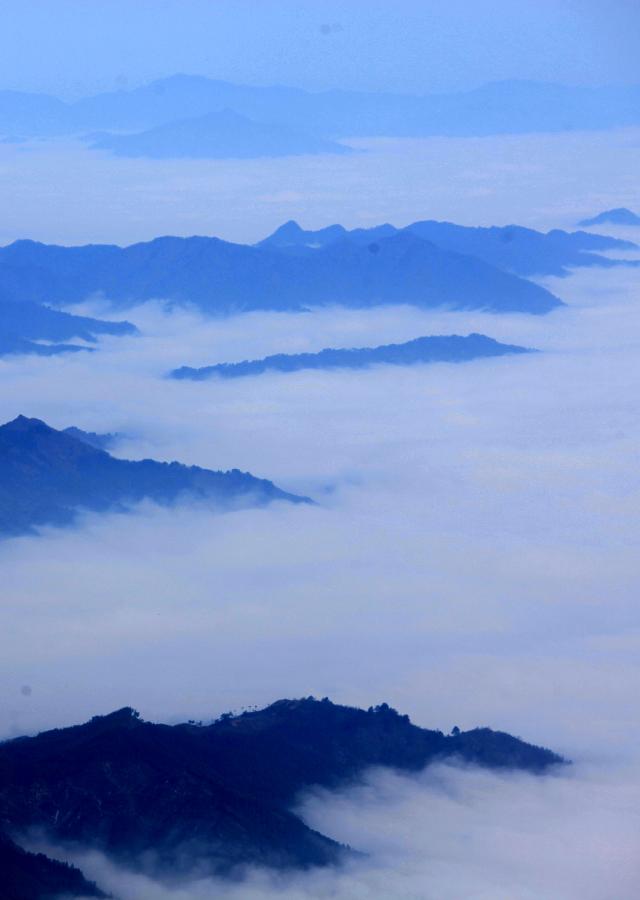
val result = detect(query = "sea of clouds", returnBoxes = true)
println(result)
[1,129,639,897]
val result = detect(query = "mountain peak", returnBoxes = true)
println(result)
[2,414,51,433]
[578,207,640,227]
[273,219,304,236]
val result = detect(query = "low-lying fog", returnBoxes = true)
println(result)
[0,127,638,245]
[1,128,639,896]
[2,258,639,896]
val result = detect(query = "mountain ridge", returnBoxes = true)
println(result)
[2,76,640,141]
[578,207,640,227]
[0,299,136,358]
[260,218,637,276]
[90,107,352,159]
[0,230,563,315]
[171,332,532,381]
[0,696,565,891]
[0,415,308,536]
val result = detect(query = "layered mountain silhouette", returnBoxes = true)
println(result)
[90,108,351,159]
[2,75,639,144]
[260,219,637,277]
[0,232,562,315]
[0,416,307,536]
[0,697,564,892]
[0,299,136,357]
[0,832,107,900]
[61,426,120,451]
[172,333,531,381]
[578,207,640,227]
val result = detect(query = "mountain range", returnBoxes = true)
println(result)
[2,211,634,319]
[578,207,640,227]
[0,231,563,315]
[171,333,531,381]
[2,75,640,153]
[0,415,307,536]
[0,300,136,358]
[0,696,564,896]
[90,107,352,159]
[260,218,637,277]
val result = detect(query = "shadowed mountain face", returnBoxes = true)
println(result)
[1,76,640,141]
[90,108,352,159]
[578,208,640,227]
[0,232,562,315]
[0,831,107,900]
[171,333,532,381]
[260,219,638,277]
[0,698,564,888]
[0,300,136,358]
[0,416,307,536]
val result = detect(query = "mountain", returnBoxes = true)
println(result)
[0,232,562,315]
[0,416,308,536]
[90,108,351,159]
[0,698,564,889]
[2,76,640,140]
[260,219,638,277]
[578,207,640,227]
[62,426,120,450]
[0,299,136,358]
[0,831,107,900]
[0,89,68,136]
[171,333,532,381]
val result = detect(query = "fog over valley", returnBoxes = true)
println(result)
[1,3,639,898]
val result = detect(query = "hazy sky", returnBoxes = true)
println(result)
[2,0,639,98]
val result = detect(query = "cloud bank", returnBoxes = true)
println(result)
[1,132,639,895]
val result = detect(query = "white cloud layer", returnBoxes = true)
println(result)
[53,760,640,900]
[0,127,638,246]
[1,132,639,897]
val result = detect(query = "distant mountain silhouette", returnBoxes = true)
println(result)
[90,108,352,159]
[0,697,564,891]
[62,426,120,450]
[578,207,640,227]
[172,333,531,381]
[260,219,637,277]
[0,416,308,536]
[0,232,562,315]
[0,299,136,357]
[0,831,107,900]
[2,76,640,141]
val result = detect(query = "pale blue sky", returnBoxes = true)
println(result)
[1,0,639,98]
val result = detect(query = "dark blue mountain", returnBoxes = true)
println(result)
[0,831,107,900]
[171,333,531,381]
[578,207,640,227]
[260,219,637,277]
[0,232,562,315]
[90,108,351,159]
[0,697,564,890]
[0,416,308,536]
[0,299,136,357]
[2,76,640,141]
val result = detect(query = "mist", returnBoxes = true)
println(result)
[42,760,640,900]
[1,250,638,759]
[1,127,639,246]
[1,105,639,894]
